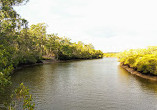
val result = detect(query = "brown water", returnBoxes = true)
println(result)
[1,58,157,110]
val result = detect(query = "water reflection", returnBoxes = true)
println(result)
[1,58,157,110]
[117,65,157,94]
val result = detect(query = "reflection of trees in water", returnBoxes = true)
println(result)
[134,76,157,94]
[117,65,133,84]
[118,65,157,95]
[7,63,73,108]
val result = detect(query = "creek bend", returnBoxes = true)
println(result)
[2,58,157,110]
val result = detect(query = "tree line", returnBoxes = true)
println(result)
[0,0,103,109]
[103,52,118,57]
[118,46,157,75]
[0,0,103,92]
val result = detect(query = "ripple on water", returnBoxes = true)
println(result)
[1,58,157,110]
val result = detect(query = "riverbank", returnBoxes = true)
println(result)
[13,58,60,73]
[13,57,103,73]
[120,63,157,81]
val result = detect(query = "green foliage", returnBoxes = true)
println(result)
[0,0,36,108]
[45,34,103,60]
[0,0,103,108]
[0,72,11,92]
[0,0,28,93]
[0,0,103,93]
[8,83,35,110]
[119,46,157,75]
[134,55,157,75]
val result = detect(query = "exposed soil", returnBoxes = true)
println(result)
[120,63,157,81]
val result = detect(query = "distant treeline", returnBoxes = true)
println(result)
[118,46,157,76]
[103,52,118,57]
[0,0,103,92]
[0,23,103,75]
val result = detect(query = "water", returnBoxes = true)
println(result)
[1,58,157,110]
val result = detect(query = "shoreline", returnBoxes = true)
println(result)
[12,58,103,73]
[12,59,60,73]
[120,63,157,81]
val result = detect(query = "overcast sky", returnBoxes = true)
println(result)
[14,0,157,52]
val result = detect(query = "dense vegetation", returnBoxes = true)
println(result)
[8,83,35,110]
[46,34,103,60]
[0,0,103,93]
[118,46,157,76]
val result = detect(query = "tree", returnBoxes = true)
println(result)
[0,0,29,92]
[8,83,35,110]
[29,23,47,56]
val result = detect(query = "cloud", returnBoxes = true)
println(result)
[14,0,157,52]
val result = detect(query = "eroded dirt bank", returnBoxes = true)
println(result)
[121,64,157,81]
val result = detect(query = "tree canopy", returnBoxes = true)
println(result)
[0,0,103,94]
[118,46,157,75]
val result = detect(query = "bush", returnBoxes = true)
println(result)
[134,55,157,75]
[119,47,157,75]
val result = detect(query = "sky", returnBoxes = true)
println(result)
[14,0,157,52]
